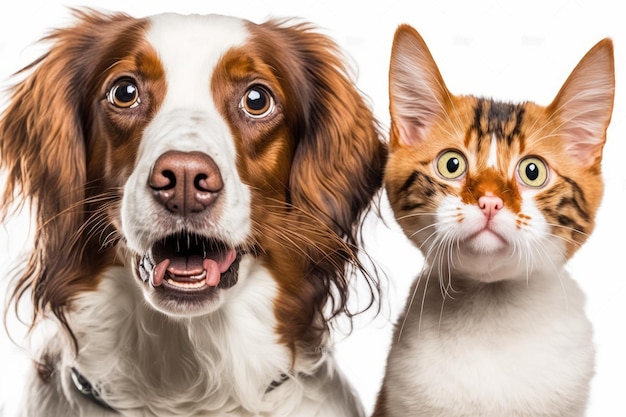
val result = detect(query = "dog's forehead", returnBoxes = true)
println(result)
[147,12,250,52]
[145,13,250,106]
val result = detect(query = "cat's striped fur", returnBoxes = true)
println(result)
[374,24,614,417]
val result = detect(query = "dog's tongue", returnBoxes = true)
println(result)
[151,249,237,288]
[152,259,170,287]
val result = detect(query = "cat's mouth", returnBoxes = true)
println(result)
[467,228,507,253]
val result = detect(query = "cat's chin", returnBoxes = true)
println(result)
[465,229,508,254]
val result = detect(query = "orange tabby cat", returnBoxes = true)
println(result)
[373,25,614,417]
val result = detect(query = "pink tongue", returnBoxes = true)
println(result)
[151,249,237,288]
[152,259,170,287]
[169,255,205,276]
[203,259,220,286]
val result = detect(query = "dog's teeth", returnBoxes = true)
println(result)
[166,278,207,290]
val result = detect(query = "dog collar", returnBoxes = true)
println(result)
[265,373,290,393]
[70,367,117,412]
[70,367,291,412]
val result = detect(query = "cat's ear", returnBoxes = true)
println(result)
[389,24,452,147]
[549,38,615,167]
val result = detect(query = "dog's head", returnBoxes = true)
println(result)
[0,10,385,349]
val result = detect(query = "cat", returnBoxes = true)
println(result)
[372,24,614,417]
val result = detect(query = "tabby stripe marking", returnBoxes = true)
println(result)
[558,177,591,222]
[397,170,450,212]
[470,98,526,147]
[538,175,590,241]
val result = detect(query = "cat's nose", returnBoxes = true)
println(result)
[478,194,503,219]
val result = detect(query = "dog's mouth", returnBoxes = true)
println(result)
[138,233,240,292]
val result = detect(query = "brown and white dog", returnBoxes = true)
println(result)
[0,10,386,416]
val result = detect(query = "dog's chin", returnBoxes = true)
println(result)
[134,233,242,317]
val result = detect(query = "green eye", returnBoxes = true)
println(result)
[436,150,467,179]
[518,157,548,187]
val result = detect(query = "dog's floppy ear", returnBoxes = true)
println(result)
[0,10,140,334]
[251,21,387,348]
[287,26,387,340]
[275,22,387,242]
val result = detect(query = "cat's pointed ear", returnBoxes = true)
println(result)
[549,38,615,167]
[389,24,452,147]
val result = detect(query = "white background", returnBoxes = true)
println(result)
[0,0,624,415]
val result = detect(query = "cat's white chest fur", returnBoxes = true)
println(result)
[383,271,594,417]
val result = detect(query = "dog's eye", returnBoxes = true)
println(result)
[240,86,274,119]
[108,79,141,109]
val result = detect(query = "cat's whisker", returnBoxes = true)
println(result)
[546,222,590,239]
[540,227,588,261]
[452,235,464,270]
[539,237,571,272]
[395,211,438,222]
[546,232,584,249]
[438,238,456,321]
[434,238,448,296]
[398,230,456,341]
[417,224,452,255]
[396,259,437,343]
[395,226,447,343]
[440,232,457,298]
[435,233,458,334]
[431,233,452,278]
[507,236,522,272]
[407,223,438,241]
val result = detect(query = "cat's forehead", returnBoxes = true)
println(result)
[458,96,548,169]
[468,98,526,145]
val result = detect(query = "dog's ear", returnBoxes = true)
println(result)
[276,23,387,242]
[251,21,387,349]
[287,28,387,344]
[1,24,87,324]
[0,10,140,333]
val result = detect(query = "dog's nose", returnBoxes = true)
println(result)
[149,151,223,216]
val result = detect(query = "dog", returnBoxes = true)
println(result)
[0,9,386,416]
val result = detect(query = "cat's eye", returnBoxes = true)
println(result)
[518,157,548,188]
[240,85,275,119]
[436,150,467,180]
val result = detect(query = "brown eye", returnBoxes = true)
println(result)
[436,150,467,179]
[108,79,140,108]
[240,85,274,118]
[518,156,548,187]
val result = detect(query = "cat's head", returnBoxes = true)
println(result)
[385,25,614,282]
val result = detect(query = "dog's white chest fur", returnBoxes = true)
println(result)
[18,259,361,417]
[383,271,594,417]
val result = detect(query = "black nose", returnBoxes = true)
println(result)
[149,151,223,216]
